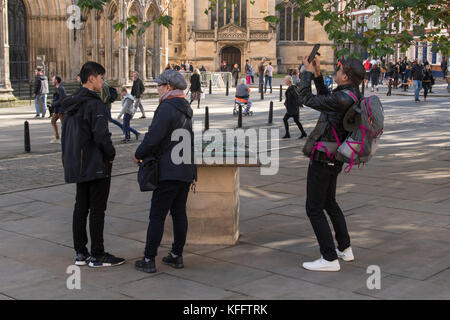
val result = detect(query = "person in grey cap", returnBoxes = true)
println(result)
[299,56,365,272]
[133,69,197,274]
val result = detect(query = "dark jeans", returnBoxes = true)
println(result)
[73,177,111,257]
[144,180,191,259]
[306,160,350,261]
[123,113,132,140]
[259,75,264,92]
[283,113,306,136]
[106,107,139,137]
[264,76,272,93]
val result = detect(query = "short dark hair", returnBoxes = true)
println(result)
[340,58,365,86]
[36,68,42,72]
[54,75,62,84]
[79,61,105,84]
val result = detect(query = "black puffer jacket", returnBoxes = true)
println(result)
[61,87,115,183]
[135,97,197,183]
[299,72,361,155]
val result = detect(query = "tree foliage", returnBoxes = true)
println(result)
[80,0,449,58]
[265,0,449,58]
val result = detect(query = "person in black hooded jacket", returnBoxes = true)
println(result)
[133,69,197,274]
[61,61,125,269]
[282,75,307,139]
[298,56,365,272]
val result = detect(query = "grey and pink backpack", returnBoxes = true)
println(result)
[334,91,384,173]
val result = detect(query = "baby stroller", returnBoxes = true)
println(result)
[233,97,253,116]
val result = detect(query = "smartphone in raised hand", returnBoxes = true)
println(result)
[308,44,321,63]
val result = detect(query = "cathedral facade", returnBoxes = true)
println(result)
[167,0,335,73]
[0,0,168,104]
[0,0,335,104]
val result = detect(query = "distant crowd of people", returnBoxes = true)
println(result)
[361,56,445,102]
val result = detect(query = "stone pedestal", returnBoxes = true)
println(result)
[163,165,242,245]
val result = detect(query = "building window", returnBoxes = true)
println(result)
[211,0,247,29]
[279,1,305,41]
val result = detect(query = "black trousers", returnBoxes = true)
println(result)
[306,160,351,261]
[73,177,111,257]
[283,113,306,136]
[423,82,431,98]
[145,180,191,259]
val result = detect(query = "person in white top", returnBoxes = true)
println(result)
[264,62,274,93]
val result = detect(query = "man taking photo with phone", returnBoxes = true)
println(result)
[298,54,365,272]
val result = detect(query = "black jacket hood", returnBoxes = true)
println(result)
[62,87,102,115]
[167,97,193,119]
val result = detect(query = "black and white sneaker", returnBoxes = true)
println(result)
[75,253,91,266]
[88,253,125,268]
[162,252,184,269]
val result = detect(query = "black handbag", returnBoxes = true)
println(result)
[137,155,159,192]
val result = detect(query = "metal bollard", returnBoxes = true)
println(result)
[260,84,264,100]
[280,85,283,102]
[268,101,273,124]
[205,106,209,131]
[209,80,212,95]
[24,121,31,153]
[226,80,229,96]
[238,104,243,128]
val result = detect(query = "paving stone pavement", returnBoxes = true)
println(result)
[0,89,449,300]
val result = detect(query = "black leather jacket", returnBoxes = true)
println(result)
[299,72,361,156]
[61,88,115,183]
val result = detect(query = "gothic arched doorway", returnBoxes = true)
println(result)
[221,46,241,72]
[8,0,28,82]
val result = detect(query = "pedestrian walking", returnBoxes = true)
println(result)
[118,87,140,142]
[250,65,255,84]
[49,75,67,143]
[245,59,252,84]
[422,65,433,102]
[189,69,202,109]
[363,58,371,88]
[369,63,380,92]
[258,58,266,92]
[232,64,240,87]
[133,69,197,274]
[264,62,274,93]
[132,71,146,119]
[34,68,49,118]
[441,56,447,80]
[61,61,125,268]
[410,60,424,102]
[299,56,365,271]
[282,76,307,139]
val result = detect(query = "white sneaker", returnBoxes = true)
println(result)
[302,256,340,272]
[336,247,355,262]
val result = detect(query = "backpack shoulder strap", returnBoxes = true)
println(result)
[342,89,362,113]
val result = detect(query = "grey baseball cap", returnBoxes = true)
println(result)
[154,69,187,90]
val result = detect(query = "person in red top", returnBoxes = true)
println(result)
[364,59,372,88]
